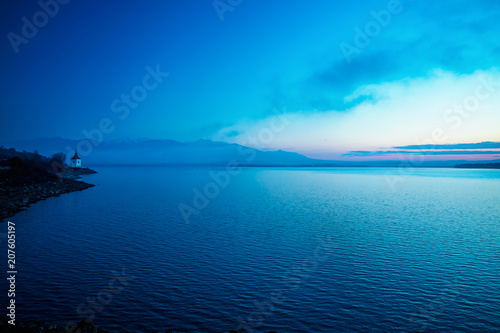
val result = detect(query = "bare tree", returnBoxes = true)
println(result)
[51,152,67,165]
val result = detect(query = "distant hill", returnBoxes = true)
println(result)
[456,163,500,169]
[0,137,329,167]
[3,137,498,168]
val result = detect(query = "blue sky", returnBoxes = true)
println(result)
[1,0,499,160]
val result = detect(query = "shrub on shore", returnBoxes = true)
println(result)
[0,147,67,180]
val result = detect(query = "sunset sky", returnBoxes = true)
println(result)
[1,0,499,161]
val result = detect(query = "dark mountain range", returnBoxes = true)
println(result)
[0,137,325,166]
[2,137,498,167]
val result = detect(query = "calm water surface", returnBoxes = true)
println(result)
[3,167,500,332]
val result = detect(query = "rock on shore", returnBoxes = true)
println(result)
[0,173,95,222]
[60,167,98,179]
[0,317,111,333]
[0,317,285,333]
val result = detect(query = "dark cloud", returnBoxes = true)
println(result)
[395,142,500,150]
[345,141,500,157]
[345,150,500,157]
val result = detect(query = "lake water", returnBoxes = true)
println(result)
[3,167,500,332]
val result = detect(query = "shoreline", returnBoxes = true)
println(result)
[0,317,112,333]
[0,317,272,333]
[0,168,97,222]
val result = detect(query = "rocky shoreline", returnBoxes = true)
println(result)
[0,317,111,333]
[0,317,281,333]
[0,168,97,222]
